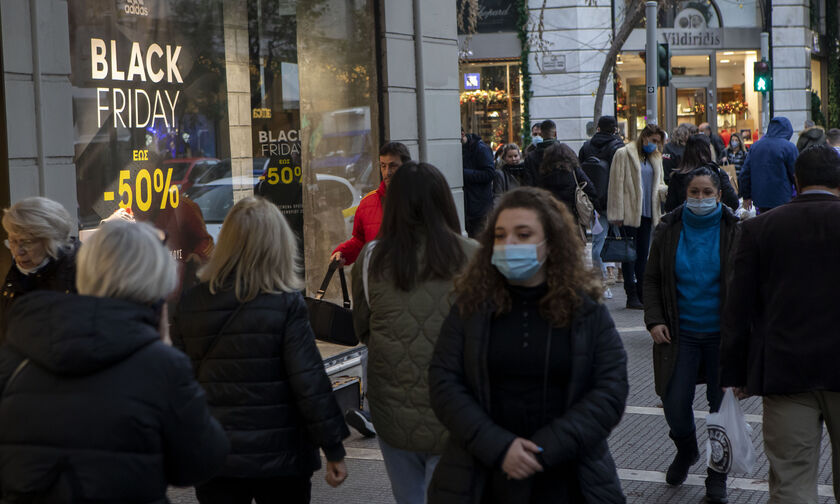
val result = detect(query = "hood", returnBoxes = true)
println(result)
[766,117,793,140]
[6,291,160,376]
[463,133,483,150]
[589,132,621,150]
[800,127,826,141]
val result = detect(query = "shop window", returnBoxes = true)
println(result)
[671,55,710,77]
[615,53,665,140]
[459,62,521,150]
[68,0,379,300]
[716,50,762,147]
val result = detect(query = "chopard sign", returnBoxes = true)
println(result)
[661,29,722,48]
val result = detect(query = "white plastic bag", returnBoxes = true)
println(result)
[705,388,756,474]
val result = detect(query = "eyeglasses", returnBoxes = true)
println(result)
[4,238,39,252]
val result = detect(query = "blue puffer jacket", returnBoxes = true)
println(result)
[738,117,798,208]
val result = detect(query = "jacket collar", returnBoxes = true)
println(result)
[791,192,840,203]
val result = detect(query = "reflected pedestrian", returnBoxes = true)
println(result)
[0,220,229,501]
[173,197,349,503]
[352,162,478,504]
[428,187,627,503]
[644,167,739,503]
[0,197,78,342]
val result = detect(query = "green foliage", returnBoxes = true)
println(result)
[517,0,532,146]
[827,4,840,128]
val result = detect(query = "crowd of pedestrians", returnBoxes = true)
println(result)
[0,112,838,504]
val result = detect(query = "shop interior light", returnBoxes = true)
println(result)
[720,59,730,63]
[724,51,735,55]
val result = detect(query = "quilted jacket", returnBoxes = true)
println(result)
[332,181,386,265]
[351,236,478,453]
[172,284,349,478]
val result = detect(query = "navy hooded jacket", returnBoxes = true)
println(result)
[738,117,798,208]
[461,134,495,222]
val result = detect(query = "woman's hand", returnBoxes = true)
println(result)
[501,438,544,480]
[325,459,347,487]
[650,324,671,344]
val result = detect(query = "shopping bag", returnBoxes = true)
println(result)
[600,225,637,263]
[720,164,738,193]
[304,260,358,346]
[706,388,756,474]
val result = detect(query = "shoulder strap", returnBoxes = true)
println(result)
[362,241,378,304]
[194,303,246,378]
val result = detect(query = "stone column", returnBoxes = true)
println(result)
[1,0,77,216]
[527,0,614,151]
[772,1,811,135]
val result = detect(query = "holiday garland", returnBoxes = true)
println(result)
[517,0,532,146]
[827,3,840,128]
[459,89,509,105]
[716,99,749,115]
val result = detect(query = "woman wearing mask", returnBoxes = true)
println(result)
[725,133,747,176]
[643,167,739,504]
[493,144,529,195]
[607,123,668,309]
[664,134,739,213]
[173,197,349,503]
[0,220,229,501]
[352,162,478,504]
[537,142,598,229]
[428,187,628,504]
[0,197,79,341]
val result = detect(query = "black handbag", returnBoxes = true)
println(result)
[600,225,637,263]
[305,261,358,347]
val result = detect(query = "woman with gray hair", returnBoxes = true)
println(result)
[0,197,78,341]
[0,220,229,501]
[173,196,349,503]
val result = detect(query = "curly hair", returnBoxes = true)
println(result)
[539,142,578,175]
[454,187,602,327]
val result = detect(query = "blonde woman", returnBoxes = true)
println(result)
[607,123,668,309]
[172,196,349,504]
[0,197,78,341]
[0,220,229,501]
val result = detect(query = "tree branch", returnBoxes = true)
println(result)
[593,1,646,123]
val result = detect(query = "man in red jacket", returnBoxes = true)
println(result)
[330,142,411,266]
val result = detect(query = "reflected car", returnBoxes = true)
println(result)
[184,172,362,241]
[161,157,220,192]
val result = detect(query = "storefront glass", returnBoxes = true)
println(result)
[68,0,378,298]
[459,62,522,150]
[716,50,761,147]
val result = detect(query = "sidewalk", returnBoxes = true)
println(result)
[168,290,836,503]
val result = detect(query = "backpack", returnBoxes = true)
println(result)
[580,156,610,211]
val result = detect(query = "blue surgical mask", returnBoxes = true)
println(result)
[731,140,740,148]
[491,241,546,282]
[531,135,543,145]
[686,197,719,216]
[643,143,657,154]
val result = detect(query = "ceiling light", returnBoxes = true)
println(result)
[720,59,730,63]
[724,52,735,55]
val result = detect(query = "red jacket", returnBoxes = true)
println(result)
[332,181,385,265]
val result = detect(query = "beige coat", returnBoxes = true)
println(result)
[607,144,667,228]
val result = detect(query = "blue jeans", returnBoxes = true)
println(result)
[379,437,440,504]
[662,330,724,439]
[591,214,609,276]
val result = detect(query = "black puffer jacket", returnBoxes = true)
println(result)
[0,240,79,343]
[428,296,628,504]
[172,284,349,478]
[0,291,229,503]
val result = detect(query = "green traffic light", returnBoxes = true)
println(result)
[756,77,767,91]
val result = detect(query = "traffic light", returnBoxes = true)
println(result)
[754,59,772,92]
[657,43,671,87]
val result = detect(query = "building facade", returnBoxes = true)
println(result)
[0,0,461,294]
[458,0,833,151]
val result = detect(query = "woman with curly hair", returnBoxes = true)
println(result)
[427,187,628,504]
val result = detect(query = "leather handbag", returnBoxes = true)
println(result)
[600,225,637,263]
[305,261,358,347]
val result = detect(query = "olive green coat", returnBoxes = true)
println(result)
[351,236,477,453]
